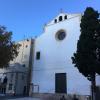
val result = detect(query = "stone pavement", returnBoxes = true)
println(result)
[7,97,41,100]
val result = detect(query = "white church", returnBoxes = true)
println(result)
[0,12,100,97]
[31,12,100,96]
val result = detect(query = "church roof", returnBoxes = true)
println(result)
[46,13,81,26]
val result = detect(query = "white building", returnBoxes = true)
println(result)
[0,38,34,95]
[31,13,100,96]
[0,12,100,97]
[0,63,28,95]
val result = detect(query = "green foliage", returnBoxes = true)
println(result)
[72,7,100,80]
[0,26,20,68]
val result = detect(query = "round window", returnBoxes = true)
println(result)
[56,30,66,41]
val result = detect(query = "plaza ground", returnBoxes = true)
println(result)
[0,95,41,100]
[7,97,41,100]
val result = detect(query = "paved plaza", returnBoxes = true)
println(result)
[7,97,41,100]
[0,96,42,100]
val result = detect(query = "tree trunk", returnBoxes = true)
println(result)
[91,74,96,100]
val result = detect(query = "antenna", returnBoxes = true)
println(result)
[24,34,26,40]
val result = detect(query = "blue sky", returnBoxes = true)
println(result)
[0,0,100,41]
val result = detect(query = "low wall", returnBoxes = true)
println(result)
[31,93,91,100]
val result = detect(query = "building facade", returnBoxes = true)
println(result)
[0,12,100,96]
[32,13,100,95]
[0,38,34,95]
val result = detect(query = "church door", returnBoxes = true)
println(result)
[55,73,67,93]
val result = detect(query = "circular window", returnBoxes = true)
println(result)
[56,30,66,41]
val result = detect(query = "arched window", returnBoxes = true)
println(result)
[59,16,62,21]
[54,19,57,23]
[64,15,67,19]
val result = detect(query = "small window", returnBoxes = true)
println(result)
[22,74,24,80]
[27,39,29,41]
[22,64,25,67]
[59,16,62,21]
[8,84,13,90]
[26,45,28,48]
[11,73,13,79]
[3,76,7,84]
[16,73,18,80]
[36,52,40,60]
[64,15,67,19]
[54,19,57,23]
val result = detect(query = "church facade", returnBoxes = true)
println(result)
[0,12,99,96]
[31,13,100,95]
